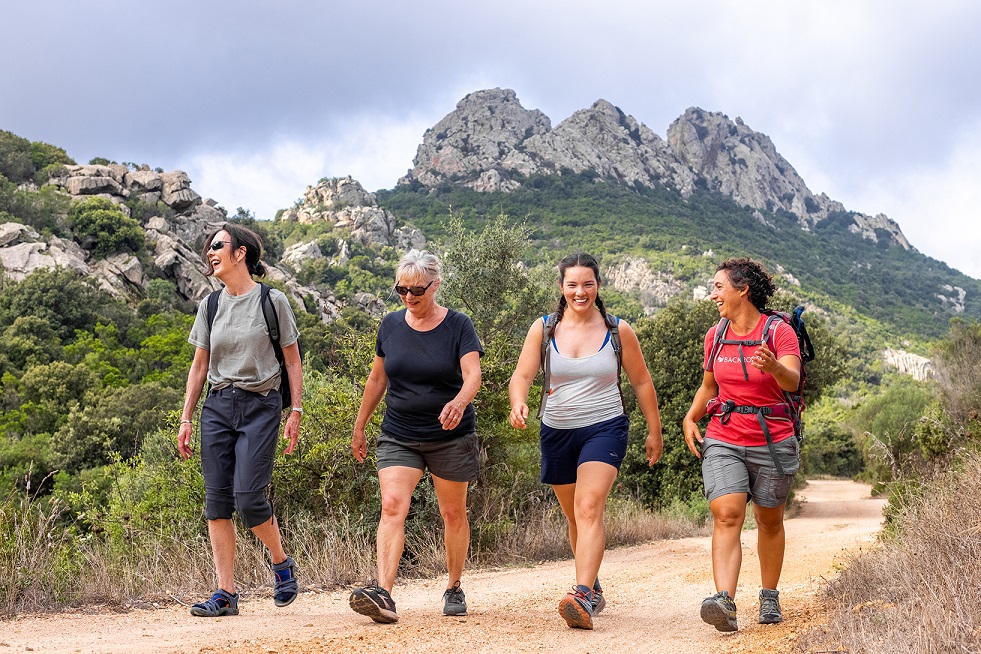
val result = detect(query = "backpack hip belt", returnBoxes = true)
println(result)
[705,397,796,476]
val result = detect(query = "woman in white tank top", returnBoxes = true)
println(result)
[509,253,663,631]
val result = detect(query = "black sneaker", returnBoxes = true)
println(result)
[442,580,467,616]
[271,556,298,607]
[592,578,606,614]
[758,588,783,624]
[700,590,738,632]
[558,584,595,630]
[190,589,239,617]
[349,582,399,623]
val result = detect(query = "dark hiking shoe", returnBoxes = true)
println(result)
[190,589,239,617]
[349,582,399,623]
[759,588,783,624]
[442,580,467,616]
[558,584,595,630]
[271,556,298,607]
[592,578,606,614]
[701,590,738,632]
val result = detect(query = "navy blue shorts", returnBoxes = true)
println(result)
[539,414,629,485]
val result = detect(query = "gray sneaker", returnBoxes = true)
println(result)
[558,584,596,630]
[591,578,606,614]
[442,580,467,616]
[759,588,783,624]
[700,590,738,632]
[349,582,399,623]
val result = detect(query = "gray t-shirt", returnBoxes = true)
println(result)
[188,284,299,394]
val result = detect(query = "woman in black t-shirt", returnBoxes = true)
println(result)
[349,250,483,624]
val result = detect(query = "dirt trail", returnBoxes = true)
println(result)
[1,479,884,653]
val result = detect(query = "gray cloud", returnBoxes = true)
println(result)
[2,0,979,275]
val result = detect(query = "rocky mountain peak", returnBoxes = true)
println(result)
[400,89,911,250]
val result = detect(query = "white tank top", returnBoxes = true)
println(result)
[542,336,624,430]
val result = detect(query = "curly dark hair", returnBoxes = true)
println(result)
[200,223,267,278]
[717,257,775,310]
[554,253,608,322]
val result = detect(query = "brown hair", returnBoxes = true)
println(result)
[200,223,267,278]
[554,253,607,322]
[717,257,775,310]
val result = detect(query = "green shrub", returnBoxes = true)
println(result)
[68,197,145,257]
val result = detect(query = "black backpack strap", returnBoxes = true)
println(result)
[260,283,283,357]
[536,313,559,420]
[206,290,221,330]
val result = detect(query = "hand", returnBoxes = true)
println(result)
[283,410,300,455]
[509,403,529,429]
[751,342,778,374]
[438,401,466,431]
[177,422,194,459]
[683,417,703,458]
[351,428,368,463]
[645,431,663,465]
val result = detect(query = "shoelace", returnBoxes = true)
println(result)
[760,595,779,615]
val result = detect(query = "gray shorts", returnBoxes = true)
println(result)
[376,431,480,483]
[701,436,799,508]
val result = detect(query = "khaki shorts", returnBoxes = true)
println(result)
[701,436,799,507]
[376,431,480,483]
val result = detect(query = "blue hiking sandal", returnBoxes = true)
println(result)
[190,589,239,617]
[701,590,738,632]
[271,556,298,607]
[442,580,467,616]
[349,582,399,623]
[558,584,596,630]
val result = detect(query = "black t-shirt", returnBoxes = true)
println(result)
[376,308,483,441]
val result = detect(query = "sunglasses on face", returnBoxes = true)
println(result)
[209,240,233,251]
[394,280,435,296]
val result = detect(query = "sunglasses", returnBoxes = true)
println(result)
[209,240,233,251]
[395,280,435,296]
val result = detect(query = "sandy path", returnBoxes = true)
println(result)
[0,479,884,653]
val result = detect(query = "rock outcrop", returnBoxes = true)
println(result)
[400,89,911,250]
[279,176,425,251]
[604,257,686,313]
[0,165,342,323]
[883,348,933,381]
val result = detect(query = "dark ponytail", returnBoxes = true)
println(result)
[200,222,267,278]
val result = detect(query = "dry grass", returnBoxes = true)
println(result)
[800,451,981,653]
[0,488,705,616]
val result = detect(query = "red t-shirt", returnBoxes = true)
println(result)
[702,313,801,447]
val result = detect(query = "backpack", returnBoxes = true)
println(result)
[703,305,815,475]
[206,283,298,410]
[537,312,623,420]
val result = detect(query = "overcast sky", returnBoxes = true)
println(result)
[3,1,979,277]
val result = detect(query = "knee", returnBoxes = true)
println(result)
[235,490,273,529]
[205,488,235,521]
[440,505,468,529]
[574,498,604,525]
[712,508,745,530]
[380,494,411,523]
[753,508,785,534]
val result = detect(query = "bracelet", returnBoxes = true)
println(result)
[180,419,192,425]
[291,407,303,414]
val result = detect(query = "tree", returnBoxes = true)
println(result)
[67,197,145,257]
[0,268,109,340]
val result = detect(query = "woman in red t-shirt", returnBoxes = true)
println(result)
[683,258,801,633]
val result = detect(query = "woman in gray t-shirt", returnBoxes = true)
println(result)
[177,223,302,618]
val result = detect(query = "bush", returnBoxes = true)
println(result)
[68,197,145,258]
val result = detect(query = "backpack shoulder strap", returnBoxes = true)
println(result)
[704,318,729,371]
[259,283,284,363]
[605,313,626,415]
[206,290,221,331]
[536,313,560,420]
